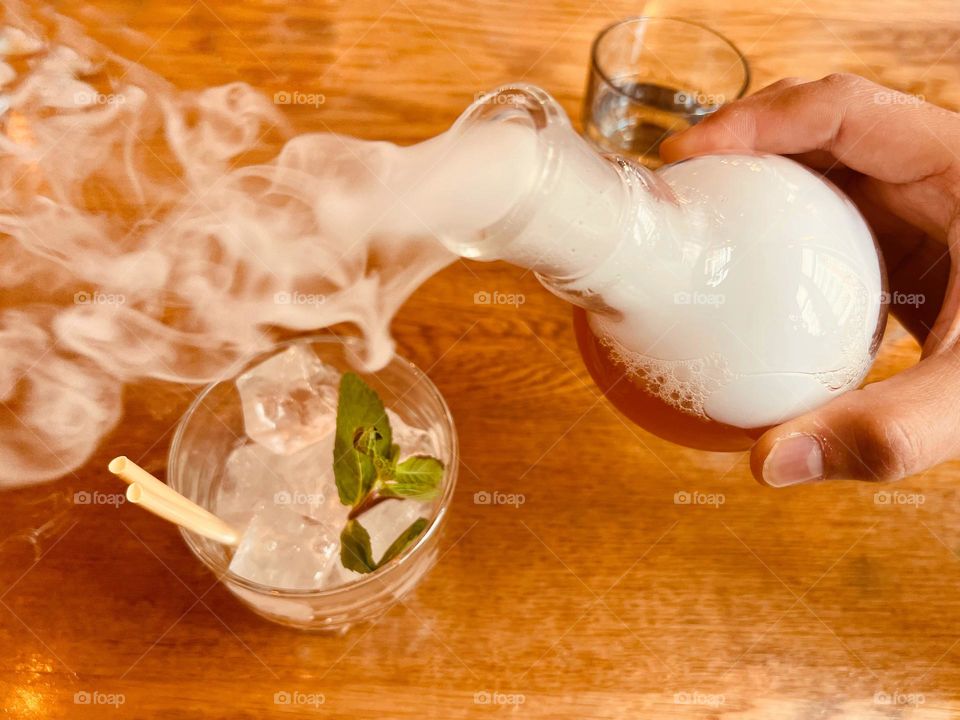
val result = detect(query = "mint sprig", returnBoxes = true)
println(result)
[333,373,392,506]
[339,520,377,574]
[382,456,445,501]
[333,372,444,574]
[340,516,429,574]
[379,517,429,566]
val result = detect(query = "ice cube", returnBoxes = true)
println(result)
[275,434,349,523]
[228,503,345,590]
[217,433,347,530]
[386,408,439,461]
[361,498,433,563]
[217,443,289,523]
[236,344,341,455]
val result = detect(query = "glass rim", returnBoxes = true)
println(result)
[166,332,460,599]
[589,16,750,104]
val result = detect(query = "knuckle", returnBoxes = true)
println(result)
[820,72,865,91]
[850,414,919,481]
[752,77,806,105]
[821,72,863,87]
[770,76,805,91]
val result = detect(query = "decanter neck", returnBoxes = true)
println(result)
[439,84,667,294]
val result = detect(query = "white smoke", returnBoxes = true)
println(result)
[0,3,456,486]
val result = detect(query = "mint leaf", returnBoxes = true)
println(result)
[378,517,429,566]
[380,456,444,501]
[331,373,445,575]
[334,372,393,506]
[340,520,377,573]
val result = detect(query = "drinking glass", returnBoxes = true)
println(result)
[583,17,749,167]
[166,335,459,632]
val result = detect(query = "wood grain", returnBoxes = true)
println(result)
[3,1,960,717]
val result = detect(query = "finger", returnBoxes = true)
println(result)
[785,149,840,169]
[842,175,950,343]
[746,76,809,98]
[854,177,960,354]
[660,73,960,188]
[924,254,960,357]
[743,80,825,167]
[890,242,950,346]
[750,351,960,485]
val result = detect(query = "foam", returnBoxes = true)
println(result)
[567,155,883,428]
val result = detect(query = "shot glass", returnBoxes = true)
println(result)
[583,17,749,167]
[166,335,459,632]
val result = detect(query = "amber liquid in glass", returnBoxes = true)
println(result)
[573,308,766,451]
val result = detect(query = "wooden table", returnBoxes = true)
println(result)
[3,0,960,717]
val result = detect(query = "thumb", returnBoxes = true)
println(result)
[751,351,960,486]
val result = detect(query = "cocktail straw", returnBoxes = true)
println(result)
[109,456,189,506]
[110,456,239,546]
[125,483,240,546]
[110,455,228,529]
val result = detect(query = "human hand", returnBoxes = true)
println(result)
[660,73,960,486]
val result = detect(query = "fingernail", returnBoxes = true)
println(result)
[763,434,824,487]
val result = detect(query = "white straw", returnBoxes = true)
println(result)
[125,483,240,546]
[110,456,240,546]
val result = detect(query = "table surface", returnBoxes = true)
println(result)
[3,0,960,718]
